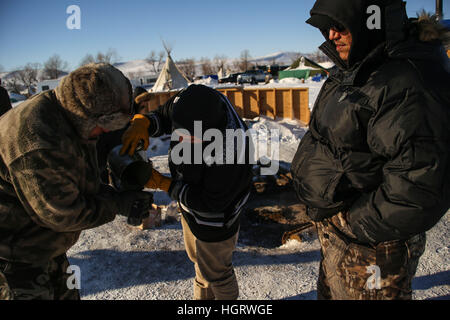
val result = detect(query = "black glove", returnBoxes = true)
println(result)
[116,191,153,226]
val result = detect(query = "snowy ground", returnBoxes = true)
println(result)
[67,203,449,300]
[66,113,450,300]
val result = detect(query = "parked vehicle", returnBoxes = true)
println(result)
[218,73,243,84]
[237,70,272,84]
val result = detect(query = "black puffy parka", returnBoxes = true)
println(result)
[291,0,450,244]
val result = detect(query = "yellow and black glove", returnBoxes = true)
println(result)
[120,114,150,156]
[145,168,172,192]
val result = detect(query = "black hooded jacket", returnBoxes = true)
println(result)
[291,0,450,244]
[145,85,253,242]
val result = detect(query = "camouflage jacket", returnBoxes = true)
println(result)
[0,91,118,263]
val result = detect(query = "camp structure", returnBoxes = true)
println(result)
[217,67,228,80]
[278,56,331,80]
[151,48,189,92]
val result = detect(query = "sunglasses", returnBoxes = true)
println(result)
[329,23,346,33]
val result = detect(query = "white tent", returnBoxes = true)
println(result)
[217,67,226,79]
[151,53,189,92]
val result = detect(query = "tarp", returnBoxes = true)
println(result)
[278,69,312,80]
[279,56,328,80]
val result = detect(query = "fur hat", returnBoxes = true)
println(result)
[54,63,133,139]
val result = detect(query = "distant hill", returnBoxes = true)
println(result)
[249,51,306,66]
[113,60,160,79]
[0,69,68,82]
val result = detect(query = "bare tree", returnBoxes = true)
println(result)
[79,49,119,67]
[5,71,24,94]
[96,48,119,64]
[308,50,329,63]
[79,54,96,66]
[199,57,216,75]
[18,63,41,95]
[146,51,157,73]
[177,58,196,81]
[233,50,251,72]
[146,50,165,74]
[43,55,68,79]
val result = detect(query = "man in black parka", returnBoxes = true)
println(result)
[291,0,450,299]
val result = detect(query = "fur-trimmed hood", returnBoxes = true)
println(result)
[54,63,133,140]
[410,11,449,44]
[387,12,450,65]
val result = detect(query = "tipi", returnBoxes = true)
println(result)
[151,45,189,92]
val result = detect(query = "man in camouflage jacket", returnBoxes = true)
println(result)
[0,63,152,300]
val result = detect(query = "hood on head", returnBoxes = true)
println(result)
[54,63,133,140]
[172,84,227,137]
[306,0,407,69]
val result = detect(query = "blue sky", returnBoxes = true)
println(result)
[0,0,447,72]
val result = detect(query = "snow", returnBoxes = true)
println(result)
[67,207,449,300]
[193,77,219,86]
[318,61,335,69]
[248,116,307,164]
[278,77,305,84]
[67,213,322,300]
[245,78,325,110]
[66,113,449,300]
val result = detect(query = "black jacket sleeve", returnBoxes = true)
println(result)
[348,88,450,244]
[146,94,180,137]
[0,87,12,117]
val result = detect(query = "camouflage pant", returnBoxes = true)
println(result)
[0,254,80,300]
[316,216,426,300]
